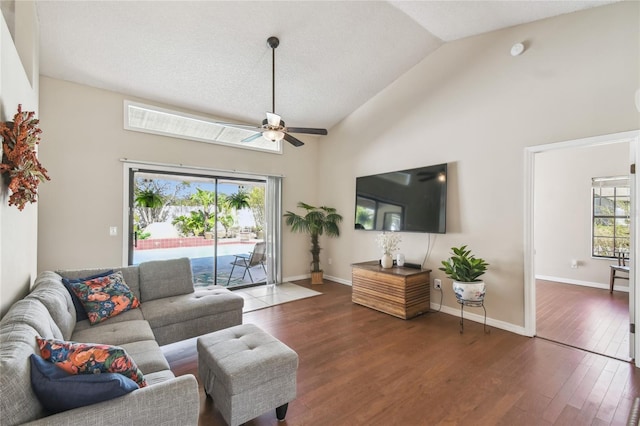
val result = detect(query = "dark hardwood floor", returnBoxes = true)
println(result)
[163,280,640,425]
[537,280,630,362]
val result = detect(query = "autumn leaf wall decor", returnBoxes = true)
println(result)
[0,104,50,210]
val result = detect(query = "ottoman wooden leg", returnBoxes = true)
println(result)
[276,403,288,421]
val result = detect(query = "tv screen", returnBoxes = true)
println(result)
[354,163,447,233]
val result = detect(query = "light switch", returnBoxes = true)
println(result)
[109,226,118,236]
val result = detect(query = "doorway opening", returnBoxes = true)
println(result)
[525,130,639,364]
[125,165,278,289]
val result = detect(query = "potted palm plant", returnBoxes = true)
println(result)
[439,245,489,302]
[284,202,343,284]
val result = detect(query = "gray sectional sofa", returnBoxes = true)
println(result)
[0,257,244,425]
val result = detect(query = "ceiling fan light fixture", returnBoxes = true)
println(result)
[263,129,284,142]
[213,36,327,148]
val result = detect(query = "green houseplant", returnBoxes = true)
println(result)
[439,245,489,302]
[284,202,342,284]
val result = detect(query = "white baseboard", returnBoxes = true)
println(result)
[286,274,528,336]
[323,275,351,286]
[430,302,529,336]
[283,274,310,282]
[535,275,629,293]
[283,274,352,286]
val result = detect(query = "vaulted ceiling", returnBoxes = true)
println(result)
[35,1,616,132]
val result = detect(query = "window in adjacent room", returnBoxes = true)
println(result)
[592,176,630,258]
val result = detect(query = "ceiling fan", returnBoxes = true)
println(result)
[227,36,328,148]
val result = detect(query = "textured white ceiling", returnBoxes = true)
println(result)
[389,0,617,42]
[35,0,616,133]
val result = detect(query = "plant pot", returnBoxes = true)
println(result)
[311,271,323,285]
[380,254,393,269]
[452,280,486,302]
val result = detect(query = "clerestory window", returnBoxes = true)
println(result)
[123,101,282,154]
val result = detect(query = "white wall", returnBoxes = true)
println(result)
[0,1,40,317]
[32,2,640,331]
[318,2,640,327]
[37,77,319,278]
[535,142,630,288]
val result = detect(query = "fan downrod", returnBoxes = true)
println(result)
[267,36,279,49]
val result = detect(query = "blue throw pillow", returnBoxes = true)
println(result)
[29,354,138,413]
[61,270,113,321]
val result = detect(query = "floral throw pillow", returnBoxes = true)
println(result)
[61,270,114,322]
[36,337,147,388]
[68,271,140,325]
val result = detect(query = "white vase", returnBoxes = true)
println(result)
[381,254,393,268]
[452,281,486,302]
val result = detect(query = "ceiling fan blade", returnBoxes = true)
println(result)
[286,127,328,135]
[241,132,264,143]
[283,133,304,147]
[266,112,282,127]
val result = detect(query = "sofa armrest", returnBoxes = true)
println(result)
[22,374,199,426]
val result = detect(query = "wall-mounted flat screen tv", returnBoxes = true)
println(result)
[355,163,447,233]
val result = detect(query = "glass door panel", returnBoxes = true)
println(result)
[215,180,267,287]
[129,169,267,288]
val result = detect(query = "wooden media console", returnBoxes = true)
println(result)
[351,261,431,319]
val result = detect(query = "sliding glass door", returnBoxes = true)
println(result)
[128,167,272,288]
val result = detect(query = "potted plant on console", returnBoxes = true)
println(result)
[284,202,342,284]
[439,245,489,302]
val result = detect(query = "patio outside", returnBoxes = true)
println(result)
[133,235,266,288]
[132,172,267,288]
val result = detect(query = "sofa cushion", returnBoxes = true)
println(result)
[140,287,243,329]
[71,319,155,347]
[0,321,46,425]
[141,288,244,346]
[27,272,76,340]
[36,337,147,388]
[58,265,141,301]
[62,269,114,321]
[68,271,140,325]
[143,369,176,386]
[73,308,145,333]
[138,257,194,302]
[120,340,171,374]
[0,299,64,341]
[29,354,138,414]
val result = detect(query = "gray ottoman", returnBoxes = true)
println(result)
[197,323,298,426]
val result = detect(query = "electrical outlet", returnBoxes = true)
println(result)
[109,226,118,236]
[434,278,442,290]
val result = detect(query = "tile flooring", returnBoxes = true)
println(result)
[232,282,322,313]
